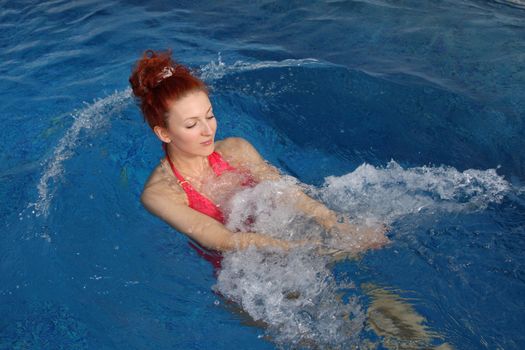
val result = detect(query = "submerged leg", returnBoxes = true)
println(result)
[363,283,453,350]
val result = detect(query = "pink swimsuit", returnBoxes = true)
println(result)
[164,145,256,268]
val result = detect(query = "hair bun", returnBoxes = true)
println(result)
[129,49,208,130]
[129,49,190,99]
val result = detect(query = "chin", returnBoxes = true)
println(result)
[198,145,215,157]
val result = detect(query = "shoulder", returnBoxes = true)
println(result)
[215,137,262,163]
[141,162,187,210]
[215,137,280,181]
[216,137,254,153]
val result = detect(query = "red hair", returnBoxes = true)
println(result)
[129,49,208,129]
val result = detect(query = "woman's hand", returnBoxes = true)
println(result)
[325,218,390,254]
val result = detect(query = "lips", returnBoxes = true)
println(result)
[201,140,213,146]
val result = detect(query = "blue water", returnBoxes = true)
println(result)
[1,0,525,349]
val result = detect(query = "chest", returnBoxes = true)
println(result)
[196,170,253,206]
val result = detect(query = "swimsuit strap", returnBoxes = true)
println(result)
[208,149,257,187]
[208,151,236,175]
[163,143,232,181]
[163,144,191,190]
[163,143,225,223]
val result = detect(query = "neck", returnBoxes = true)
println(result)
[164,143,210,177]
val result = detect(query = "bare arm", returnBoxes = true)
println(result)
[218,137,340,230]
[219,138,389,252]
[141,182,295,252]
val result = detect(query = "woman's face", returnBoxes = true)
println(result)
[160,90,217,157]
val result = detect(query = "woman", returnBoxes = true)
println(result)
[129,50,387,264]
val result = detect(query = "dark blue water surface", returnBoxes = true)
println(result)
[1,1,524,349]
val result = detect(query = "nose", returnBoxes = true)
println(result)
[201,119,213,135]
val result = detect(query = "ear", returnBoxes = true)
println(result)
[153,125,171,143]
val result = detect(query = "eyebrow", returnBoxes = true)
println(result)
[183,105,212,121]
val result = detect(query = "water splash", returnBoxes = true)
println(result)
[199,54,325,82]
[320,161,511,224]
[225,177,309,239]
[30,89,132,217]
[215,248,365,349]
[29,56,328,218]
[216,177,366,348]
[214,162,511,348]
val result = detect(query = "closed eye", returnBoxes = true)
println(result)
[185,115,214,128]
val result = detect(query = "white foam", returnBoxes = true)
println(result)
[320,161,510,224]
[30,88,132,216]
[199,54,325,82]
[215,247,365,348]
[214,162,511,347]
[216,178,371,348]
[225,177,310,240]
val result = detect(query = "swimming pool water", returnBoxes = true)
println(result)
[1,0,524,349]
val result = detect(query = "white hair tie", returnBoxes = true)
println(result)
[157,66,174,83]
